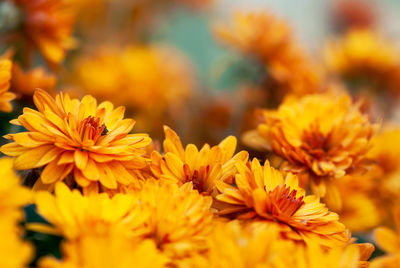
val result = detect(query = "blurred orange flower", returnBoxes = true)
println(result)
[324,29,400,94]
[13,0,76,65]
[71,45,193,131]
[333,0,376,30]
[72,45,192,112]
[366,126,400,222]
[214,12,322,97]
[0,55,16,112]
[335,172,382,232]
[11,64,56,98]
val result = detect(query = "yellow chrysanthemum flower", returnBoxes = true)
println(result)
[184,221,372,268]
[0,55,16,113]
[12,0,76,64]
[292,239,373,268]
[38,229,167,268]
[30,182,148,239]
[0,89,151,192]
[0,157,31,223]
[372,208,400,268]
[214,12,321,96]
[150,126,248,195]
[324,29,400,93]
[0,158,32,268]
[132,179,214,260]
[0,222,33,268]
[32,180,213,262]
[202,220,295,268]
[216,158,350,248]
[254,92,377,208]
[32,183,166,268]
[337,192,381,233]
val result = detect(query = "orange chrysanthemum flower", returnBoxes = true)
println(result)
[0,55,16,113]
[11,64,56,98]
[13,0,75,64]
[214,12,321,96]
[150,126,248,195]
[216,158,350,248]
[0,89,151,192]
[253,92,376,208]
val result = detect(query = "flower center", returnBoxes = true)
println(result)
[267,184,304,217]
[301,127,330,159]
[183,164,210,194]
[78,116,108,142]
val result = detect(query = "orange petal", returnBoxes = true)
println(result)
[81,158,100,181]
[98,164,117,189]
[14,145,54,169]
[74,168,91,187]
[40,161,70,184]
[74,149,88,170]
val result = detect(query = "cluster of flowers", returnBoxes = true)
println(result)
[0,89,377,267]
[1,0,400,267]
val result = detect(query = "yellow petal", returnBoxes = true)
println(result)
[375,227,400,253]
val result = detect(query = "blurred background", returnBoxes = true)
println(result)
[2,0,400,145]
